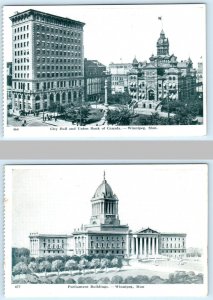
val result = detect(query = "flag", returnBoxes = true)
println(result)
[158,16,162,20]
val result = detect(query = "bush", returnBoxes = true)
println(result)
[65,278,76,284]
[167,271,204,284]
[25,274,39,284]
[54,277,65,284]
[134,275,149,284]
[150,276,166,284]
[111,275,123,284]
[39,277,53,284]
[13,278,28,284]
[97,277,110,284]
[124,276,135,284]
[78,277,97,284]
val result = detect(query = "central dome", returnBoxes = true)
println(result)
[92,173,117,200]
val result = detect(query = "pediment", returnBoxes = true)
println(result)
[136,227,159,234]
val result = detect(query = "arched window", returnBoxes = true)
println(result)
[56,93,60,103]
[148,90,155,100]
[62,92,66,102]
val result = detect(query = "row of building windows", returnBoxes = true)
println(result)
[14,50,29,56]
[14,58,29,63]
[35,25,81,37]
[161,249,185,253]
[36,65,81,70]
[43,250,64,254]
[89,236,125,241]
[36,41,80,49]
[35,33,81,44]
[90,250,124,255]
[89,242,125,248]
[36,72,82,78]
[14,73,29,78]
[14,25,29,33]
[14,33,29,40]
[161,243,184,248]
[43,244,64,249]
[36,50,81,57]
[161,237,185,241]
[36,57,81,64]
[36,80,82,90]
[14,65,29,71]
[42,238,64,243]
[14,41,29,48]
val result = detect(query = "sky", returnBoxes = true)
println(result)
[7,164,208,249]
[3,4,205,67]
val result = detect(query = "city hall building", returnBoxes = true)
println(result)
[10,9,85,113]
[29,174,186,259]
[127,30,197,111]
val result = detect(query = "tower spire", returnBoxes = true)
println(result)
[103,170,106,180]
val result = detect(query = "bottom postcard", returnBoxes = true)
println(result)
[4,164,208,297]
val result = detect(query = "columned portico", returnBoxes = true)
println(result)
[130,228,160,258]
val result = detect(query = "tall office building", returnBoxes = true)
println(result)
[10,9,85,113]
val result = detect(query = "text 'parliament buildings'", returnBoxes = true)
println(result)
[9,9,198,113]
[29,174,186,259]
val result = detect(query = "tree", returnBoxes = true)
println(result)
[13,262,28,277]
[111,257,118,269]
[12,247,30,267]
[90,258,100,273]
[100,258,110,272]
[39,260,51,277]
[107,108,133,126]
[78,258,89,275]
[52,260,64,276]
[28,262,38,274]
[65,259,77,275]
[107,91,132,106]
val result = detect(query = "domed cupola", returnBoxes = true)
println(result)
[92,173,117,200]
[157,29,169,56]
[90,172,120,226]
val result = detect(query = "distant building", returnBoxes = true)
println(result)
[108,63,132,94]
[29,173,186,259]
[128,30,197,111]
[10,9,85,113]
[84,59,111,102]
[196,60,203,98]
[7,62,12,108]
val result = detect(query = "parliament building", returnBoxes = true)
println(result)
[29,174,186,259]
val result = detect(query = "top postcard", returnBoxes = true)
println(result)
[3,4,206,138]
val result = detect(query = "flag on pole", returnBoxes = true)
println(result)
[158,16,162,20]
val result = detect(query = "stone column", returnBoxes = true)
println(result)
[156,238,159,255]
[148,237,151,256]
[136,237,138,257]
[144,237,147,256]
[140,238,142,256]
[126,234,129,256]
[47,93,50,108]
[152,237,155,256]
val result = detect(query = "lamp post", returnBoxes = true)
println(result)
[22,83,25,114]
[42,87,45,122]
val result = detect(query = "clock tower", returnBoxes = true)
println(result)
[157,29,169,56]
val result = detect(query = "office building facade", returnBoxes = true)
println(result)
[10,9,85,113]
